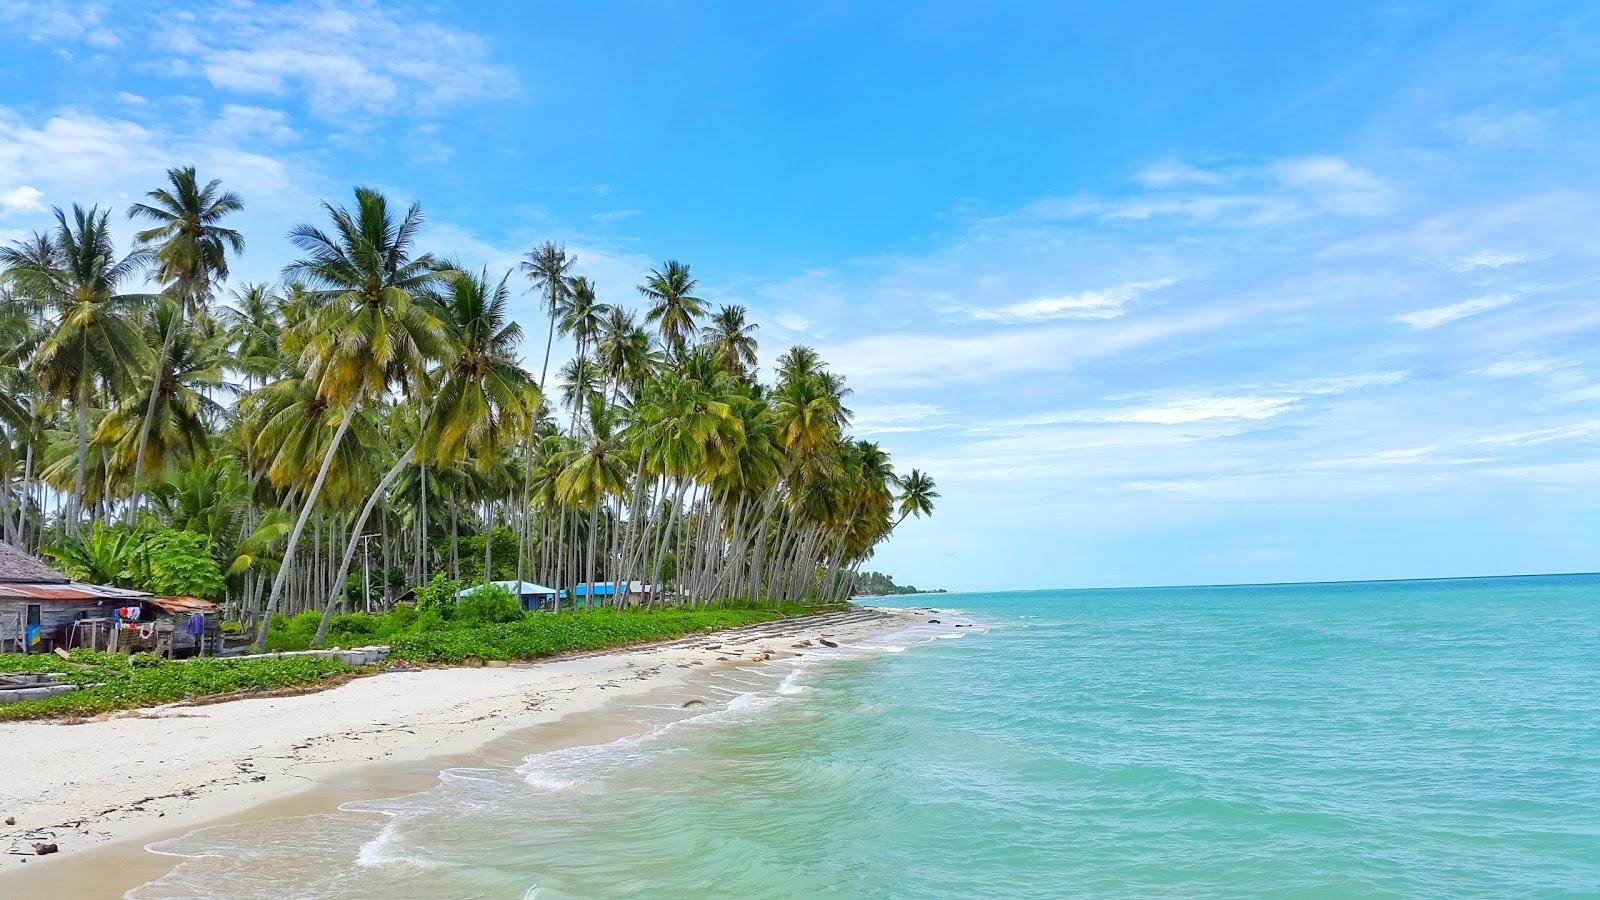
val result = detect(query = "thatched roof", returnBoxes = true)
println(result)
[0,542,68,584]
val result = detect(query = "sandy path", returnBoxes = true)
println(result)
[0,606,923,876]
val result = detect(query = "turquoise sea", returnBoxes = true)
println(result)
[136,575,1600,898]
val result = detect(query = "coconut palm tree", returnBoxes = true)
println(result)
[520,241,574,390]
[704,304,759,376]
[2,206,152,532]
[94,298,233,489]
[893,468,938,528]
[639,260,707,353]
[124,167,244,520]
[252,187,449,651]
[557,403,632,605]
[218,283,286,386]
[313,267,538,645]
[595,307,657,404]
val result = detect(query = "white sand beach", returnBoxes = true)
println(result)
[0,606,923,885]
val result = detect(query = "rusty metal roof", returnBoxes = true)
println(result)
[0,581,151,601]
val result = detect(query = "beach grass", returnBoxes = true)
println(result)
[0,651,355,721]
[0,603,841,719]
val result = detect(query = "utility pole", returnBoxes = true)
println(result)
[359,532,380,613]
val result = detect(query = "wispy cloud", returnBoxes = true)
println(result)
[1472,420,1600,448]
[1133,160,1228,189]
[824,307,1240,391]
[1269,156,1392,216]
[85,2,523,121]
[1477,355,1582,384]
[964,278,1176,323]
[1396,293,1518,329]
[1447,249,1527,272]
[851,403,948,435]
[1442,110,1545,146]
[1039,155,1391,225]
[998,371,1409,428]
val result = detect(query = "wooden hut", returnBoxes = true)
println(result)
[0,542,151,654]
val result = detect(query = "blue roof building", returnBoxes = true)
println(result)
[460,581,560,612]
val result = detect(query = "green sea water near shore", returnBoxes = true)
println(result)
[134,574,1600,897]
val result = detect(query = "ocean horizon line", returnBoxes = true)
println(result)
[933,569,1600,596]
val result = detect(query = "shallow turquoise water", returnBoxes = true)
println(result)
[139,575,1600,898]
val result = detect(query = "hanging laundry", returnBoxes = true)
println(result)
[115,606,142,621]
[186,613,206,637]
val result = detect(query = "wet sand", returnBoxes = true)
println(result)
[0,606,923,895]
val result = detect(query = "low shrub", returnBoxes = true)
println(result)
[329,612,380,637]
[454,584,524,626]
[388,605,798,665]
[0,653,357,720]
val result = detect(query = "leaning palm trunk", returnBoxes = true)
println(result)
[312,441,417,648]
[126,304,183,524]
[649,479,689,607]
[253,412,354,652]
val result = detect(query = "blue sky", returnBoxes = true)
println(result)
[2,1,1599,590]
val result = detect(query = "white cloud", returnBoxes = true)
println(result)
[851,403,946,435]
[1477,355,1581,384]
[165,2,519,120]
[773,313,815,333]
[115,91,147,106]
[211,105,298,144]
[0,105,313,290]
[0,1,117,45]
[999,370,1408,428]
[0,185,44,214]
[1472,420,1600,447]
[1133,160,1226,189]
[1443,110,1544,146]
[1396,293,1518,329]
[822,307,1239,391]
[1079,395,1299,425]
[84,26,120,48]
[1040,154,1391,225]
[966,278,1176,323]
[1447,249,1527,272]
[1270,156,1392,216]
[1037,192,1291,224]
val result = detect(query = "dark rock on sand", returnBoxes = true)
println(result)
[819,639,839,648]
[32,843,57,856]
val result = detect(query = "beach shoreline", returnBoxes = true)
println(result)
[0,605,927,893]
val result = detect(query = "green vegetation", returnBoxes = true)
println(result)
[387,605,806,665]
[0,650,354,720]
[0,602,832,719]
[853,571,945,596]
[42,521,226,598]
[0,166,939,658]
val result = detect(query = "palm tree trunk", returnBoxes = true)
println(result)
[483,498,493,586]
[539,314,557,389]
[71,378,89,534]
[19,440,33,551]
[584,498,599,608]
[450,500,459,579]
[127,307,182,524]
[253,411,354,652]
[312,441,417,647]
